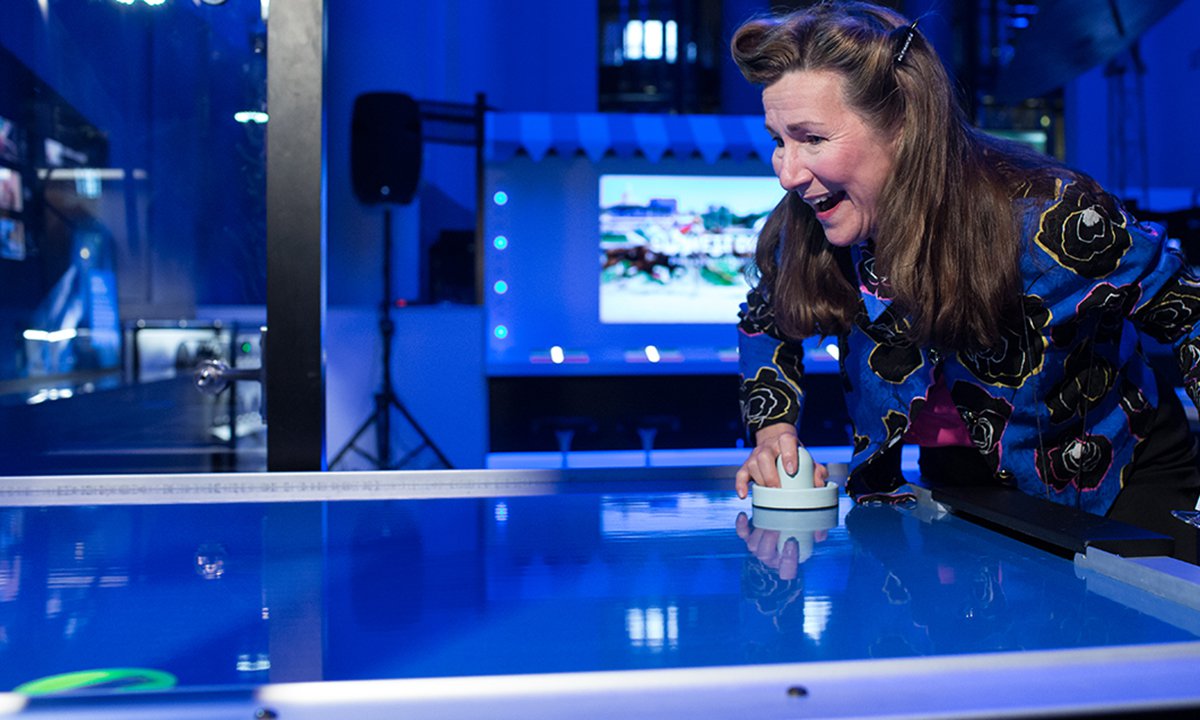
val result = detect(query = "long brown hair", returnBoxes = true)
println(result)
[732,1,1066,349]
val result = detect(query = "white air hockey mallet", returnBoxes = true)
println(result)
[750,445,839,510]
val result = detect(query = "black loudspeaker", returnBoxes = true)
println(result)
[351,92,422,205]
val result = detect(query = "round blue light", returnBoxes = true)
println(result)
[493,235,509,250]
[493,191,509,206]
[493,325,509,339]
[493,280,509,294]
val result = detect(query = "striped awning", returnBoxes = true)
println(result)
[485,112,775,164]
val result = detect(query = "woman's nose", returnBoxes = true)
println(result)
[775,148,813,192]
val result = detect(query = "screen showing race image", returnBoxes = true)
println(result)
[599,174,780,324]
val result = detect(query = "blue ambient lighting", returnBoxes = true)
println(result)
[493,191,509,206]
[493,280,509,295]
[493,235,509,250]
[494,325,509,339]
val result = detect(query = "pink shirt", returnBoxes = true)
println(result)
[903,376,974,447]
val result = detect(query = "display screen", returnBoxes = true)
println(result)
[599,174,779,324]
[484,153,803,376]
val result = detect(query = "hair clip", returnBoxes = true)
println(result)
[894,20,919,65]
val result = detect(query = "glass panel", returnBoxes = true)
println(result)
[0,0,269,475]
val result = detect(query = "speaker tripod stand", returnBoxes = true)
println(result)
[331,208,452,471]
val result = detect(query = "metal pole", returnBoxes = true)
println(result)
[266,0,327,471]
[377,208,394,465]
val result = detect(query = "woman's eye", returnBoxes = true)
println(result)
[805,134,826,145]
[771,136,784,148]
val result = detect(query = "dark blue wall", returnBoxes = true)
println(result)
[325,0,599,307]
[1065,0,1200,209]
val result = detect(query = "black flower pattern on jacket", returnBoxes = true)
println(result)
[1132,268,1200,344]
[740,367,799,432]
[852,432,870,456]
[739,286,780,337]
[880,409,909,448]
[847,411,910,497]
[1044,342,1117,424]
[1177,337,1200,410]
[1035,426,1113,492]
[1049,283,1141,348]
[1118,377,1155,440]
[950,382,1014,472]
[1034,182,1133,278]
[856,243,892,299]
[958,295,1049,388]
[857,305,923,384]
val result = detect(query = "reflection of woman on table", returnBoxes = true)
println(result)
[735,510,830,581]
[735,511,814,636]
[844,504,1012,656]
[730,2,1200,562]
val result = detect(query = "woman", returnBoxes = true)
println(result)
[731,2,1200,561]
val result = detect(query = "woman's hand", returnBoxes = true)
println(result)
[735,423,828,499]
[735,511,829,581]
[736,511,802,581]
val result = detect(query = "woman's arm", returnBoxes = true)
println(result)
[735,286,828,497]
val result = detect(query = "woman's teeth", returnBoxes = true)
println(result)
[815,191,846,213]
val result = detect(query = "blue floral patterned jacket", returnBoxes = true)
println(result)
[738,176,1200,515]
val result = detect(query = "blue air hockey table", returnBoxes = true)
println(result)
[0,466,1198,719]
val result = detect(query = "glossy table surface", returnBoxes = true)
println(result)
[0,467,1198,718]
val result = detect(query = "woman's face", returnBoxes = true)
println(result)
[763,69,897,247]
